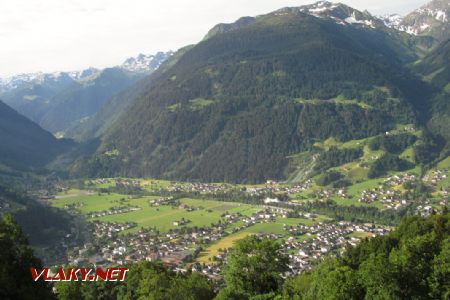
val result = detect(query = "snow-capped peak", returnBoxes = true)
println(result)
[0,71,78,93]
[275,1,381,29]
[389,0,449,37]
[0,51,173,94]
[120,51,173,73]
[378,14,404,28]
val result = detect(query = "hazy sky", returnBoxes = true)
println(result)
[0,0,427,76]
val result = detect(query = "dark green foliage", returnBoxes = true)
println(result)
[284,213,450,299]
[368,153,414,178]
[416,39,450,143]
[414,129,446,165]
[316,171,343,186]
[0,100,73,169]
[300,200,410,226]
[416,39,450,89]
[55,261,215,300]
[331,179,352,188]
[368,133,417,154]
[221,236,289,299]
[314,147,363,173]
[12,202,73,247]
[0,214,55,300]
[0,185,79,265]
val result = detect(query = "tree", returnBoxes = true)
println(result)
[283,213,450,300]
[429,238,450,299]
[282,272,313,300]
[166,272,215,300]
[304,258,363,300]
[222,236,289,298]
[115,262,215,300]
[0,214,55,300]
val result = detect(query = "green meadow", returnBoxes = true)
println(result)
[52,192,260,233]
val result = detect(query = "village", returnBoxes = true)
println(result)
[43,162,449,280]
[63,200,391,280]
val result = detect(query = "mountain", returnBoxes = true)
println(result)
[0,70,93,94]
[70,1,433,183]
[64,49,184,141]
[385,0,450,43]
[121,51,173,73]
[0,100,72,170]
[0,51,172,135]
[205,1,386,40]
[278,1,385,28]
[378,14,403,28]
[36,68,144,135]
[416,39,450,140]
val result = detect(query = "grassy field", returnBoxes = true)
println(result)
[85,178,174,192]
[52,192,261,234]
[438,156,450,169]
[349,231,375,239]
[197,232,251,263]
[295,96,372,110]
[99,198,260,233]
[53,192,134,213]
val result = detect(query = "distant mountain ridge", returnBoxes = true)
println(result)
[121,51,173,73]
[0,51,173,94]
[379,0,449,43]
[0,51,172,135]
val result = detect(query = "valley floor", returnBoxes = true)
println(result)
[47,155,449,278]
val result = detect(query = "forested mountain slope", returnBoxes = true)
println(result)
[73,3,433,183]
[0,100,72,169]
[416,39,450,142]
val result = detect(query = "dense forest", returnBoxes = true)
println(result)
[70,7,437,183]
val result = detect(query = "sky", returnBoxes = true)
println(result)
[0,0,428,77]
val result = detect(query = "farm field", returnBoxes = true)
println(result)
[51,191,261,233]
[98,199,260,233]
[52,192,136,213]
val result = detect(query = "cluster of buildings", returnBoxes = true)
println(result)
[202,221,390,277]
[244,180,313,196]
[92,221,136,238]
[423,169,448,185]
[383,173,417,186]
[359,187,408,209]
[87,205,141,218]
[54,164,448,280]
[149,196,175,206]
[283,221,389,274]
[113,178,142,191]
[167,182,231,193]
[69,220,230,269]
[88,178,111,186]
